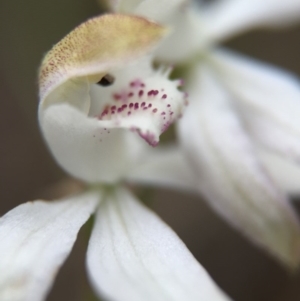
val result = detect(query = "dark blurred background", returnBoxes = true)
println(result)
[1,0,300,300]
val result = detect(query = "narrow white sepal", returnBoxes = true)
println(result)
[0,192,99,301]
[86,187,232,301]
[201,0,300,43]
[210,49,300,165]
[178,64,300,268]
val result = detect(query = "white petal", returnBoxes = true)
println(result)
[86,187,231,301]
[259,149,300,195]
[40,103,146,183]
[178,65,300,268]
[201,0,300,43]
[210,49,300,164]
[125,144,197,192]
[0,192,99,301]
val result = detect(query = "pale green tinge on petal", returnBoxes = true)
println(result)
[104,0,188,22]
[178,64,300,268]
[126,144,197,192]
[209,49,300,166]
[134,0,188,23]
[103,0,143,13]
[0,192,99,301]
[201,0,300,43]
[86,187,232,301]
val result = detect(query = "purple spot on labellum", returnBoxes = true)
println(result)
[178,79,184,86]
[113,94,121,101]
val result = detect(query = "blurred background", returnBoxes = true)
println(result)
[1,0,300,300]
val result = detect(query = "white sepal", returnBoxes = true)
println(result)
[201,0,300,43]
[86,187,232,301]
[178,64,300,268]
[0,192,99,301]
[210,49,300,165]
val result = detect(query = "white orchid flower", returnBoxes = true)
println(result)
[103,0,300,268]
[0,14,232,301]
